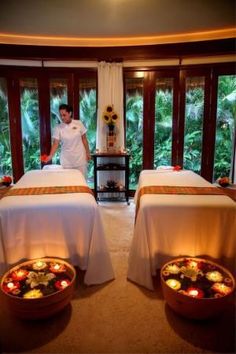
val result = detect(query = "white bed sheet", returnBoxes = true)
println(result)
[0,169,114,285]
[128,170,236,290]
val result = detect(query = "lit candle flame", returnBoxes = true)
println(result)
[166,279,181,290]
[189,289,198,297]
[60,280,69,288]
[186,287,204,298]
[7,282,14,289]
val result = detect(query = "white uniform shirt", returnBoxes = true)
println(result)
[53,119,87,168]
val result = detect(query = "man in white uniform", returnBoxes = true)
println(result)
[45,104,91,177]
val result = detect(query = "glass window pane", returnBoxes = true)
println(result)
[20,78,40,172]
[50,78,68,164]
[183,76,204,173]
[214,75,236,181]
[79,78,97,186]
[154,78,173,167]
[0,78,12,176]
[125,78,144,188]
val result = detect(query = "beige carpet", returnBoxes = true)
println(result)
[0,201,235,354]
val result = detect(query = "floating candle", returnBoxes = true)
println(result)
[32,260,47,270]
[54,279,71,291]
[2,281,20,293]
[23,289,43,299]
[206,271,223,282]
[49,263,66,273]
[186,287,204,299]
[212,283,232,296]
[165,264,180,274]
[11,269,28,281]
[166,279,181,291]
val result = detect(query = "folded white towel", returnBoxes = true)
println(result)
[43,164,63,170]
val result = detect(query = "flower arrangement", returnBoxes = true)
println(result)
[40,154,48,163]
[1,259,72,299]
[162,257,234,299]
[0,175,12,186]
[173,165,182,171]
[217,176,230,187]
[103,105,119,131]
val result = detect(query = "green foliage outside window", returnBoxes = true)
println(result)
[126,93,143,188]
[214,75,236,181]
[50,92,67,164]
[0,82,12,176]
[20,87,41,171]
[154,89,173,167]
[184,85,204,173]
[79,88,97,185]
[0,75,235,183]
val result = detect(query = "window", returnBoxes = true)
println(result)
[0,78,12,176]
[125,77,144,188]
[183,76,205,174]
[79,78,97,185]
[214,75,236,181]
[20,78,40,171]
[50,78,68,164]
[154,78,173,167]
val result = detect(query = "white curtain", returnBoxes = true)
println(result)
[96,61,124,151]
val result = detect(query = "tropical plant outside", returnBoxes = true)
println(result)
[0,75,235,184]
[0,78,12,176]
[20,80,41,172]
[214,75,236,181]
[126,83,143,188]
[154,81,173,168]
[183,78,204,173]
[50,80,68,164]
[79,87,97,186]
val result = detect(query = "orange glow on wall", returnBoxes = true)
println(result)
[0,28,235,47]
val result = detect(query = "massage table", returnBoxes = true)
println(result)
[0,169,114,285]
[127,169,236,290]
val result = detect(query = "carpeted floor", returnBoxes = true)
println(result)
[0,201,235,354]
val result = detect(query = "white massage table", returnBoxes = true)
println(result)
[128,169,236,290]
[0,169,114,285]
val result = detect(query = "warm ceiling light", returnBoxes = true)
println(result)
[0,28,235,47]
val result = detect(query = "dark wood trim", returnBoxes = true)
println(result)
[177,69,186,167]
[172,72,180,166]
[67,73,75,117]
[0,38,234,61]
[1,60,235,185]
[38,74,51,160]
[7,77,24,182]
[143,71,156,169]
[201,70,214,181]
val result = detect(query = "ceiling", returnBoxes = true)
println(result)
[0,0,235,46]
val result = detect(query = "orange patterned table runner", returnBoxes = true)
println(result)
[136,185,225,219]
[3,186,94,197]
[0,186,12,200]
